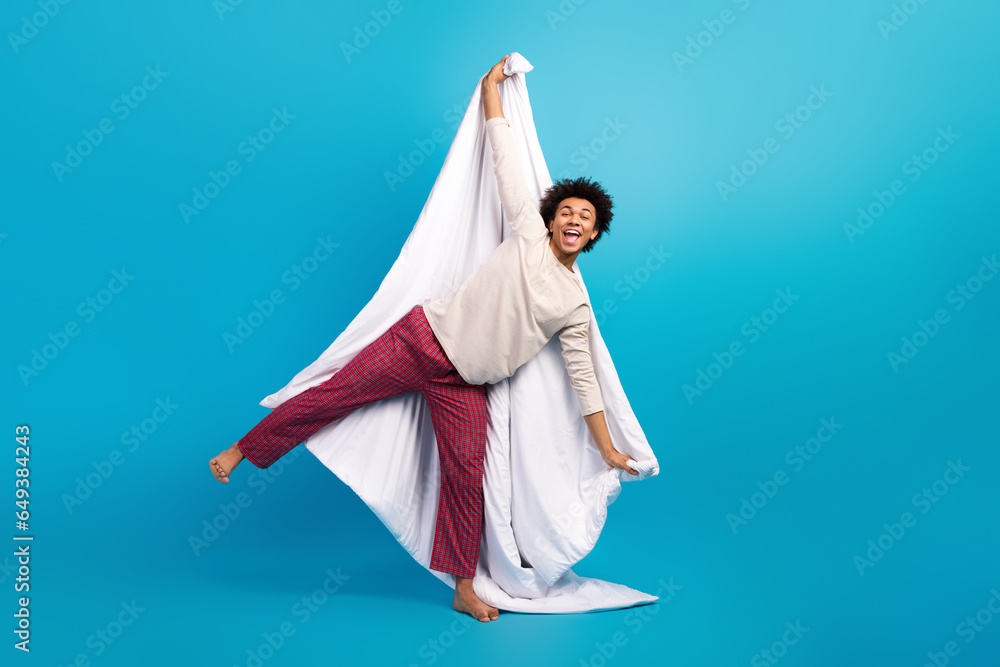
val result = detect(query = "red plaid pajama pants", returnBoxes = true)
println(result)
[237,304,488,579]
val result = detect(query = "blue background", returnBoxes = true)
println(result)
[3,0,999,665]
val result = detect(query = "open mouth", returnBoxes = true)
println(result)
[563,229,581,243]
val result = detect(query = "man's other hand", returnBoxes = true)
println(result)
[601,446,638,475]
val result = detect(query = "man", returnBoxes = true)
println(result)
[209,55,637,623]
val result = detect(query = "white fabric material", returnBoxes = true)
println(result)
[260,52,659,613]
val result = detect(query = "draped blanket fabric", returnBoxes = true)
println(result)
[260,53,659,613]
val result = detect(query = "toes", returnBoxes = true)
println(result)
[209,459,231,483]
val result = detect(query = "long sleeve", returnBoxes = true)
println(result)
[485,117,546,238]
[424,116,598,403]
[557,316,605,416]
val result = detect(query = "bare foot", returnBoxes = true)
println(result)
[209,442,244,484]
[453,576,498,622]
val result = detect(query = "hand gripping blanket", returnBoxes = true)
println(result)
[260,52,660,613]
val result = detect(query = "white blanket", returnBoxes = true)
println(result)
[260,52,660,613]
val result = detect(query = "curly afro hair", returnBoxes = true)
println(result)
[538,176,613,253]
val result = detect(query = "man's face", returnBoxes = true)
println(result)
[548,197,598,255]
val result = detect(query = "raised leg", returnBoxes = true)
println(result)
[234,308,426,470]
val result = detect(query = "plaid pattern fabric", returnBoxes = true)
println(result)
[237,305,488,579]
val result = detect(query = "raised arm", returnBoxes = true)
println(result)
[481,55,509,121]
[480,56,545,237]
